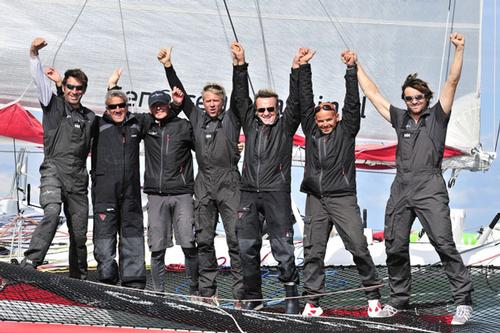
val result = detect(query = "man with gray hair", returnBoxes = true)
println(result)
[91,88,148,288]
[157,46,245,306]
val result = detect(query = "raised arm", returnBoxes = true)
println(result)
[297,48,316,136]
[340,51,361,136]
[230,41,253,132]
[354,54,391,123]
[107,68,123,90]
[283,48,309,134]
[157,47,196,119]
[439,32,465,115]
[29,37,53,107]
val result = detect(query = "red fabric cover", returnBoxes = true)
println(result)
[0,103,43,145]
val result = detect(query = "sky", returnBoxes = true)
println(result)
[0,1,498,236]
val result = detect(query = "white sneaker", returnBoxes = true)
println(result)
[376,304,399,318]
[367,299,382,318]
[451,305,473,325]
[302,303,323,317]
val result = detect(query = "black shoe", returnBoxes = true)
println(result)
[20,258,38,270]
[285,284,299,314]
[243,300,264,311]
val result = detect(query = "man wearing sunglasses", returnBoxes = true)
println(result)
[106,68,199,295]
[21,38,96,280]
[157,45,245,306]
[91,86,147,289]
[232,43,302,313]
[355,32,473,325]
[297,49,382,317]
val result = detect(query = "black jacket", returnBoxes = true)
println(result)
[41,94,96,192]
[234,63,301,192]
[142,112,195,195]
[91,112,143,210]
[164,65,243,176]
[299,64,360,197]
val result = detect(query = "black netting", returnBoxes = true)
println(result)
[0,262,499,333]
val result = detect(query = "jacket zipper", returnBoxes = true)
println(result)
[256,126,262,192]
[158,127,164,193]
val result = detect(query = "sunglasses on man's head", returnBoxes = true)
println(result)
[65,84,84,91]
[404,94,425,102]
[256,106,276,113]
[107,102,127,110]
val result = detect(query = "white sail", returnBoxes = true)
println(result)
[0,0,494,171]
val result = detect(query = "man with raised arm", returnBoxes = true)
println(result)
[232,43,301,314]
[21,38,96,280]
[298,49,383,317]
[106,68,199,295]
[355,32,473,325]
[156,46,245,306]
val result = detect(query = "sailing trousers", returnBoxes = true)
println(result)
[194,171,244,299]
[24,173,88,279]
[302,194,382,306]
[93,198,146,289]
[237,191,299,301]
[385,174,473,308]
[147,194,198,294]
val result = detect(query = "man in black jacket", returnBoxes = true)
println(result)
[22,38,96,280]
[106,69,198,294]
[156,46,245,305]
[298,49,382,317]
[144,89,199,295]
[91,89,148,289]
[233,43,301,314]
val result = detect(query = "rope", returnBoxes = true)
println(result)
[317,0,351,50]
[254,0,275,91]
[117,0,135,112]
[494,0,498,152]
[222,0,256,96]
[51,0,89,66]
[437,0,454,94]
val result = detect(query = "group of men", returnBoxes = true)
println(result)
[20,31,473,326]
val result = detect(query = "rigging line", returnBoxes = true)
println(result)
[254,0,275,91]
[494,0,497,151]
[222,0,256,96]
[317,0,351,50]
[51,0,89,66]
[214,0,233,52]
[118,0,135,112]
[444,0,457,79]
[438,0,454,93]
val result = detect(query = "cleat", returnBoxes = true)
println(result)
[302,303,323,317]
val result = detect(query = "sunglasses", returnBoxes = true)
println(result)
[65,84,84,91]
[404,94,425,102]
[256,106,276,113]
[315,104,336,112]
[107,102,127,110]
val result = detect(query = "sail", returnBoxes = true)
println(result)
[0,0,493,170]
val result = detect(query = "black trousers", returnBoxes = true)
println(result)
[385,174,473,308]
[302,194,381,306]
[237,191,299,300]
[93,197,146,289]
[194,171,244,299]
[24,173,88,279]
